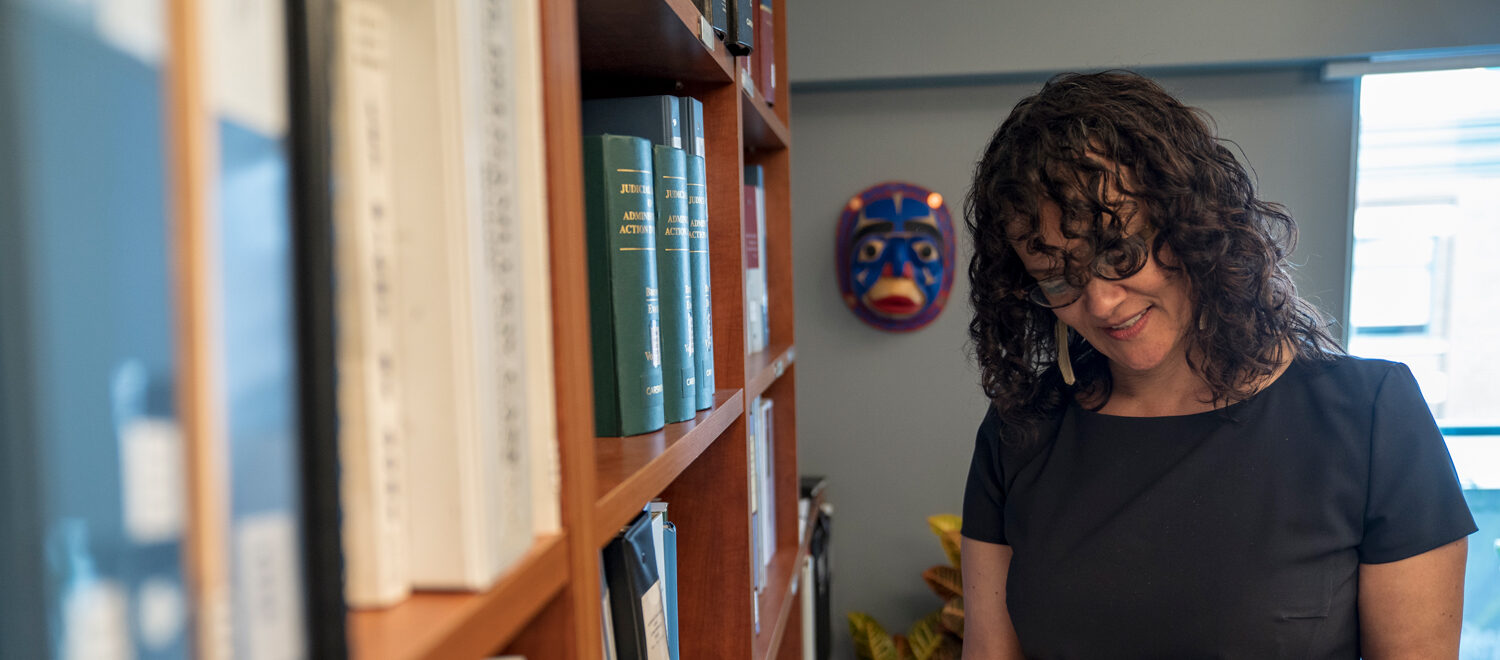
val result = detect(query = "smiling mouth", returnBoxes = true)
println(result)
[1108,308,1149,330]
[1101,306,1152,340]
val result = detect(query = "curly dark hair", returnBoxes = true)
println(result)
[965,70,1342,442]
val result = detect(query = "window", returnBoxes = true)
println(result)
[1349,66,1500,658]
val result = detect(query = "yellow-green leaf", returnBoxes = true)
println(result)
[927,514,961,539]
[941,597,965,638]
[923,565,963,601]
[940,529,963,571]
[907,611,945,660]
[848,612,899,660]
[928,515,963,569]
[927,633,963,660]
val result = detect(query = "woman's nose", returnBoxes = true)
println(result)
[1079,276,1126,319]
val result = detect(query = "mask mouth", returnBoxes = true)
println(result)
[862,277,927,319]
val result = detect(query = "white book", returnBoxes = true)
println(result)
[457,0,538,584]
[332,0,411,609]
[382,0,533,590]
[758,397,776,569]
[753,178,769,350]
[747,398,765,593]
[504,0,562,537]
[646,502,672,653]
[600,556,617,660]
[800,555,815,660]
[743,169,765,355]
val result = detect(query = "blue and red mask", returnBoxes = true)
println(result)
[836,182,955,332]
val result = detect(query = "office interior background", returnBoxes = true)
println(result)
[785,1,1500,657]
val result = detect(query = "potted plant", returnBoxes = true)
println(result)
[847,515,965,660]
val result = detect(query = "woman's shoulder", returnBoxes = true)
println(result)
[1279,352,1425,411]
[1290,352,1411,387]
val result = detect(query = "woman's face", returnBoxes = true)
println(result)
[1012,197,1196,380]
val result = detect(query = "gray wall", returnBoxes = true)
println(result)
[791,68,1357,656]
[788,0,1500,85]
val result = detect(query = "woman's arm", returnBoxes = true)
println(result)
[1358,537,1468,659]
[961,536,1026,660]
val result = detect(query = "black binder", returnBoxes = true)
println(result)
[726,0,753,55]
[603,512,669,660]
[801,476,831,660]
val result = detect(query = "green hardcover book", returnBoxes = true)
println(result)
[653,145,697,423]
[584,135,666,436]
[685,153,715,408]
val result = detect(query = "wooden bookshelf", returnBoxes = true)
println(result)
[742,81,790,152]
[593,390,745,544]
[342,0,800,657]
[747,342,796,402]
[754,482,825,660]
[348,534,569,660]
[576,0,733,84]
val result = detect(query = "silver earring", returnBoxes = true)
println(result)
[1056,319,1076,386]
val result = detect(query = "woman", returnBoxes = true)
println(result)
[960,71,1475,659]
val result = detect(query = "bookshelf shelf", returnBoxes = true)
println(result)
[592,389,746,545]
[754,544,804,660]
[741,81,790,152]
[753,486,825,660]
[747,342,796,402]
[576,0,733,84]
[348,533,569,660]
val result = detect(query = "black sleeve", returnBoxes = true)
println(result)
[962,405,1008,544]
[1358,363,1478,564]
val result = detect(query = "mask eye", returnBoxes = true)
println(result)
[912,241,939,263]
[857,239,885,262]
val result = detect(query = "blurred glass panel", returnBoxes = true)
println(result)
[1352,67,1500,660]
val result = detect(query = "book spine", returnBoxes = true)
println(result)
[712,0,728,38]
[332,0,410,609]
[686,97,706,158]
[727,0,753,55]
[506,0,562,535]
[3,9,190,658]
[584,135,665,437]
[662,521,680,660]
[801,555,815,660]
[603,534,649,660]
[470,0,535,583]
[758,397,776,568]
[747,398,763,631]
[385,0,485,590]
[581,95,682,151]
[742,172,763,353]
[199,0,310,654]
[749,165,768,349]
[653,145,696,423]
[685,154,714,408]
[757,0,774,105]
[605,514,670,660]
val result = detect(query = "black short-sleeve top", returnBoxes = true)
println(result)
[961,356,1476,659]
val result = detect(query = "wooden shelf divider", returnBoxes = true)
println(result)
[746,342,796,402]
[741,79,790,152]
[592,389,746,545]
[577,0,733,84]
[349,533,569,660]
